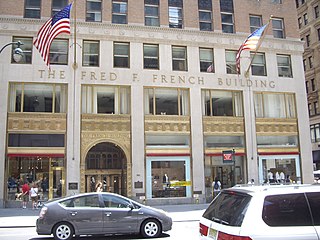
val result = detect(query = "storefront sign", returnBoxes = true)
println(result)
[222,150,234,163]
[68,182,78,190]
[170,181,192,187]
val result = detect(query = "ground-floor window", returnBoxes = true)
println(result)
[146,157,191,199]
[6,157,65,201]
[258,155,301,184]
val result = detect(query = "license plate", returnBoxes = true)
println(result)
[208,228,218,239]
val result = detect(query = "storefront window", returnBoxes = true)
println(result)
[146,157,191,199]
[8,83,67,113]
[257,135,298,147]
[204,136,244,148]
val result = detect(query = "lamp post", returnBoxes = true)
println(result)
[0,41,24,62]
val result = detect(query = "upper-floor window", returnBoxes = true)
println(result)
[303,59,306,71]
[317,28,320,41]
[83,40,99,67]
[52,0,68,16]
[308,103,312,116]
[277,54,292,78]
[145,0,160,27]
[143,44,159,69]
[169,0,183,28]
[144,87,190,116]
[306,81,309,94]
[82,85,130,114]
[251,52,266,76]
[315,102,319,115]
[306,34,310,47]
[254,92,296,118]
[298,17,302,29]
[9,83,68,113]
[225,50,237,74]
[202,90,243,117]
[220,0,234,33]
[172,46,187,71]
[86,0,102,22]
[198,0,213,31]
[303,13,308,25]
[24,0,41,19]
[311,79,316,91]
[113,42,130,68]
[50,39,68,65]
[272,18,285,39]
[12,37,32,64]
[112,0,127,24]
[250,15,262,33]
[309,56,314,68]
[310,124,320,142]
[315,5,319,19]
[199,48,214,73]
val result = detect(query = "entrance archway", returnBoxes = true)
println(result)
[85,142,127,196]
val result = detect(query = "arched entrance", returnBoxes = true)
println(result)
[85,142,127,196]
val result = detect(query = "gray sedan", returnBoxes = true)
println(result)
[36,192,172,240]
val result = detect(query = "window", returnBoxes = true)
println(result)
[102,195,132,208]
[251,52,266,76]
[308,103,312,116]
[50,39,68,65]
[198,0,213,31]
[199,48,214,73]
[306,34,310,47]
[52,0,68,16]
[9,83,68,113]
[303,59,306,71]
[69,195,100,208]
[271,0,282,3]
[225,50,237,74]
[306,192,320,225]
[113,42,130,68]
[86,0,102,22]
[262,194,312,226]
[112,0,127,24]
[202,90,243,117]
[318,28,320,41]
[172,46,187,71]
[277,54,292,78]
[250,15,262,33]
[83,40,99,67]
[169,0,183,28]
[315,5,319,19]
[315,102,319,115]
[143,44,159,69]
[81,85,131,114]
[24,0,41,18]
[311,79,316,91]
[309,56,313,69]
[306,81,309,94]
[144,87,189,116]
[298,17,302,29]
[12,37,32,64]
[254,92,296,118]
[303,13,308,25]
[8,134,65,147]
[272,18,285,38]
[220,0,234,33]
[310,125,320,142]
[145,0,159,27]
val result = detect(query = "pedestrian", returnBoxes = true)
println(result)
[95,181,103,192]
[30,183,39,209]
[212,177,221,199]
[21,182,30,209]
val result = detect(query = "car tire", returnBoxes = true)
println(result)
[53,222,74,240]
[140,219,161,238]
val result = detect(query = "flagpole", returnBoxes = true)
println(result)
[244,16,273,78]
[72,0,77,70]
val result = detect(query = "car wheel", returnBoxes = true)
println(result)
[141,219,161,238]
[53,222,74,240]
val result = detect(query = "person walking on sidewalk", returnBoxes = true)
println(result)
[30,183,39,209]
[21,182,30,209]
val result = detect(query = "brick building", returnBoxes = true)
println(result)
[0,0,313,207]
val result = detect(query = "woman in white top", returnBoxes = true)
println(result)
[30,183,38,209]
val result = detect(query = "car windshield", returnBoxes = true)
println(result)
[203,190,251,227]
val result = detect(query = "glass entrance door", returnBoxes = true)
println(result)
[49,158,65,199]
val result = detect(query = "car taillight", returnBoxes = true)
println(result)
[39,206,48,219]
[218,231,252,240]
[199,223,209,236]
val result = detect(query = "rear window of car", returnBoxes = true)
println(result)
[262,193,312,226]
[202,191,251,227]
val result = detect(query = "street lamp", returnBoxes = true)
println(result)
[0,41,24,62]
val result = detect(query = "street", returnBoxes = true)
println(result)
[0,220,199,240]
[0,204,206,240]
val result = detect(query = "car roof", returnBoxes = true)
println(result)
[224,184,320,196]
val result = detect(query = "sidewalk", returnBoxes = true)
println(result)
[0,203,208,228]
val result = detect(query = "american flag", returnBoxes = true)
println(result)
[34,3,72,67]
[236,23,269,74]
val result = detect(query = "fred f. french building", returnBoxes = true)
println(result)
[0,0,313,207]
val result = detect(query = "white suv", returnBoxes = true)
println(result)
[199,184,320,240]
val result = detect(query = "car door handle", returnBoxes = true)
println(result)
[105,212,112,217]
[70,211,77,216]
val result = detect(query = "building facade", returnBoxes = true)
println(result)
[0,0,314,207]
[296,0,320,169]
